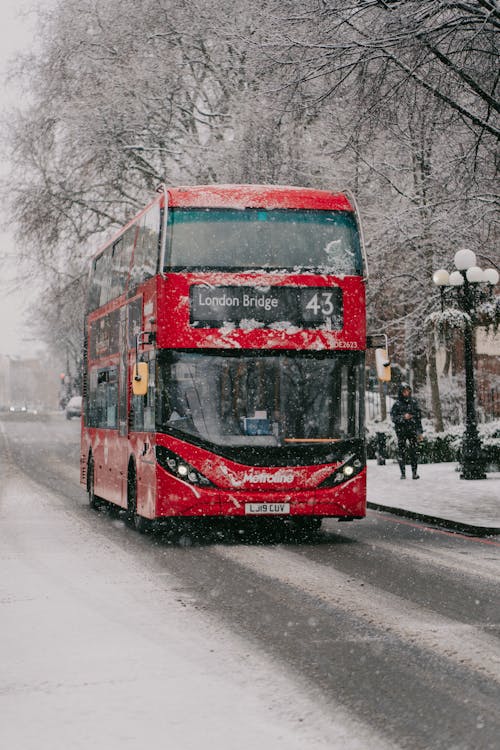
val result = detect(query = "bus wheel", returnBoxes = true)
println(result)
[126,464,151,534]
[87,457,101,510]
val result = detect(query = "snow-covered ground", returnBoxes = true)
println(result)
[367,459,500,530]
[0,454,393,750]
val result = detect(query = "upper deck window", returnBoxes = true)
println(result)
[88,224,138,311]
[165,208,362,274]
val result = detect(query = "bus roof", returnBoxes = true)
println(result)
[165,185,354,212]
[91,185,356,262]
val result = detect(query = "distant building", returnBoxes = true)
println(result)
[476,328,500,419]
[0,354,59,411]
[435,326,500,421]
[0,354,9,408]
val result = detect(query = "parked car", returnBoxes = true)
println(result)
[65,396,82,420]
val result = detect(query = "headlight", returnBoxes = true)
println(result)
[156,446,214,487]
[319,452,365,488]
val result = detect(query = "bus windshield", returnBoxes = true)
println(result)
[166,208,362,274]
[156,351,363,452]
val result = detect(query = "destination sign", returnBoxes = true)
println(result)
[190,285,343,328]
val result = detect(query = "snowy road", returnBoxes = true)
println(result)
[1,414,499,750]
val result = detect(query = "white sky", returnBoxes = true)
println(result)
[0,1,52,358]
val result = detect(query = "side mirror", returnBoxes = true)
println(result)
[375,348,391,382]
[132,361,148,396]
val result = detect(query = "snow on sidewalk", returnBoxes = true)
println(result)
[367,460,500,533]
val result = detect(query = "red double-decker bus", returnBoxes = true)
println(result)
[80,184,367,534]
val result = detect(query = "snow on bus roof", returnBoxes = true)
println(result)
[165,184,354,211]
[90,185,354,260]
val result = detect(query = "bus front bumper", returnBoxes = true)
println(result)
[155,469,366,520]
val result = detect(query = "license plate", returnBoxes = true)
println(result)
[245,503,290,515]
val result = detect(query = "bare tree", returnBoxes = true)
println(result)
[2,0,498,421]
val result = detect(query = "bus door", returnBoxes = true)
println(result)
[112,305,129,507]
[130,350,156,518]
[90,364,121,504]
[92,308,129,507]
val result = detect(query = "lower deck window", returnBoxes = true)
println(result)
[88,367,118,429]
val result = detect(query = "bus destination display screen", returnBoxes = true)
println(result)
[190,285,343,329]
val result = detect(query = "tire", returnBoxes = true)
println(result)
[126,464,151,534]
[87,457,102,510]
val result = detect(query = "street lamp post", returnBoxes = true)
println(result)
[433,249,499,480]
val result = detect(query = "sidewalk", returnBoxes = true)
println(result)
[366,460,500,536]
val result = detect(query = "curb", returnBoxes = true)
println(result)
[367,501,500,537]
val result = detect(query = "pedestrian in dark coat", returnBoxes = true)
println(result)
[390,382,423,479]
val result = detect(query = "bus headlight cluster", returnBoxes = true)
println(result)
[319,453,365,488]
[156,446,214,487]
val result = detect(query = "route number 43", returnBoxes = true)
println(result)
[305,292,335,316]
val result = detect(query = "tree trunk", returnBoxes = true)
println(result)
[442,344,451,377]
[378,380,387,422]
[428,332,444,432]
